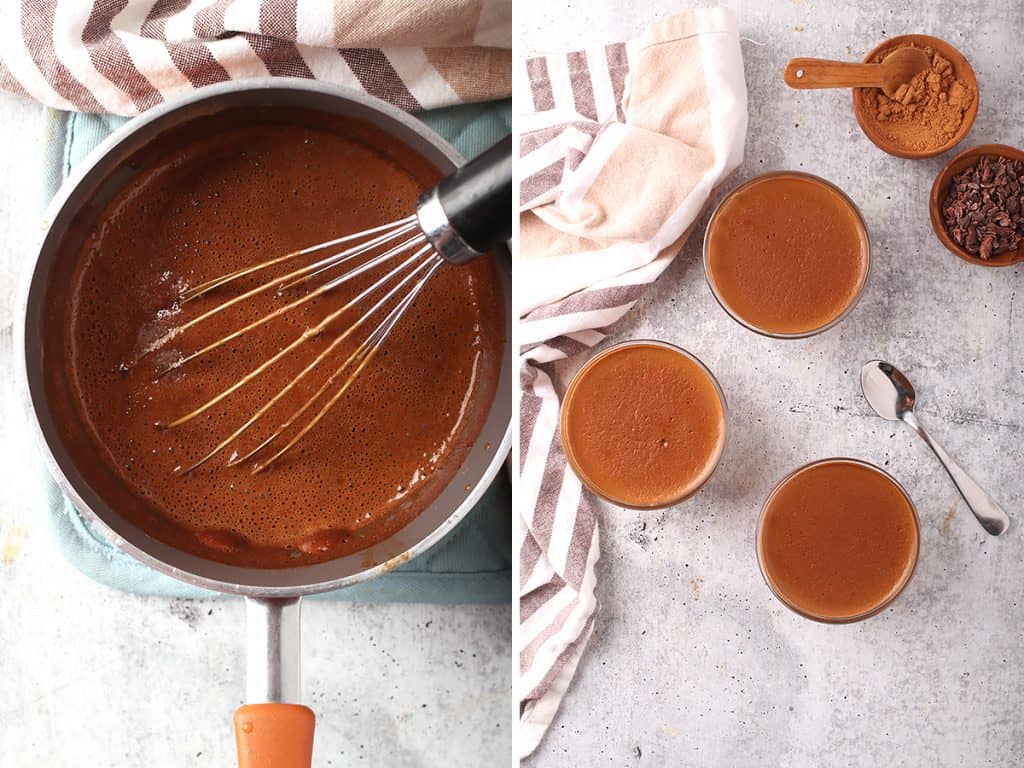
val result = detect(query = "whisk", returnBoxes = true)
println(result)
[147,136,512,475]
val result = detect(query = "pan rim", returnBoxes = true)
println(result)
[16,78,512,597]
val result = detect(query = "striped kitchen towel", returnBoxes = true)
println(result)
[0,0,510,115]
[516,8,747,757]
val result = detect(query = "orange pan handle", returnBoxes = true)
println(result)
[236,597,314,767]
[234,703,315,768]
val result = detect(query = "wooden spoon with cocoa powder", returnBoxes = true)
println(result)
[784,48,930,97]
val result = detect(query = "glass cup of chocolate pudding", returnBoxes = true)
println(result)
[560,340,728,509]
[756,458,920,623]
[703,172,871,339]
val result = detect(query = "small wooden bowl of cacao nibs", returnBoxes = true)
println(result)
[930,144,1024,267]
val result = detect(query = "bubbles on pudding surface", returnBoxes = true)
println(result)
[64,114,505,568]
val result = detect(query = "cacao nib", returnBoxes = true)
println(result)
[941,154,1024,259]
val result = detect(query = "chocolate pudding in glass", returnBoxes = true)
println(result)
[757,458,920,623]
[704,172,871,338]
[560,340,727,509]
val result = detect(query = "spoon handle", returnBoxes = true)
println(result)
[902,411,1010,536]
[784,58,885,90]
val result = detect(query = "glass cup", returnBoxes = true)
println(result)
[756,457,921,624]
[560,339,728,510]
[703,171,872,339]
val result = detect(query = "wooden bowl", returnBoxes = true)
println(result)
[852,34,978,159]
[929,143,1024,267]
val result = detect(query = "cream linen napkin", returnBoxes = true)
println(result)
[517,8,747,757]
[0,0,510,115]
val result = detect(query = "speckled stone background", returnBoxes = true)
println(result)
[520,1,1024,766]
[0,102,511,765]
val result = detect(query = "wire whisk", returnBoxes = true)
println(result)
[139,136,511,475]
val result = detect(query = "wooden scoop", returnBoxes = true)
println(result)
[784,47,931,97]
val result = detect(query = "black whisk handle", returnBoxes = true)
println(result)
[416,135,512,264]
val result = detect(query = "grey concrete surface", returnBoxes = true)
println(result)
[0,96,512,767]
[519,2,1024,766]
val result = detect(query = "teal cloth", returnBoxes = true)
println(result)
[39,100,511,603]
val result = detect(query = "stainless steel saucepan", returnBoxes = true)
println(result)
[16,79,511,767]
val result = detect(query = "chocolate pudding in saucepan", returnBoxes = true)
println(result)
[561,341,726,508]
[758,459,919,622]
[705,172,870,337]
[44,109,505,568]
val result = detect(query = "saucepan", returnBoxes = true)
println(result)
[16,79,511,766]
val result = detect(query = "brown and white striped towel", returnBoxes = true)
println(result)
[516,8,747,757]
[0,0,510,116]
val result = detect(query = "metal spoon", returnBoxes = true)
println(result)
[860,360,1010,536]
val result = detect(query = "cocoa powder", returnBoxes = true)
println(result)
[861,45,974,153]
